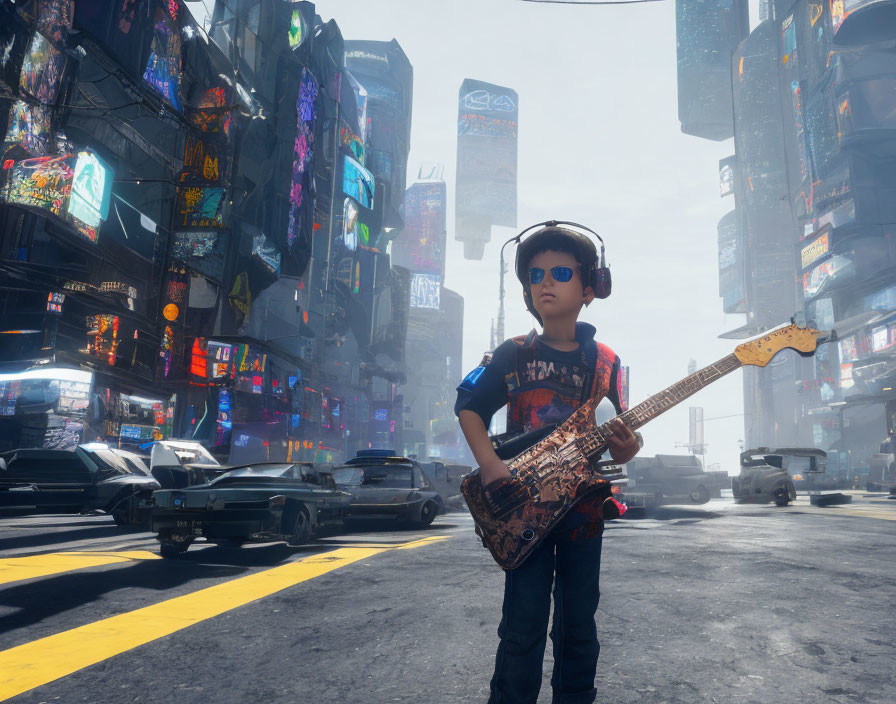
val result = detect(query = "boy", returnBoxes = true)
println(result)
[455,224,640,704]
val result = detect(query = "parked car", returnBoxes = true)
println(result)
[149,440,225,488]
[151,462,349,557]
[622,454,729,508]
[732,448,807,506]
[333,450,446,527]
[0,445,160,524]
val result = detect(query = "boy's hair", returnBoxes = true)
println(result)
[518,233,591,290]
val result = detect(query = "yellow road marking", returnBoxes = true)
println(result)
[821,509,896,522]
[0,536,449,701]
[799,506,896,522]
[0,551,160,587]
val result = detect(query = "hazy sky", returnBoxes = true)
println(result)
[311,0,768,473]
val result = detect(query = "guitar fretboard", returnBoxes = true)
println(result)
[577,353,743,459]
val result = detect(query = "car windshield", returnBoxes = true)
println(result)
[211,464,295,481]
[337,464,414,488]
[332,467,364,486]
[82,449,139,476]
[115,451,151,476]
[172,446,218,465]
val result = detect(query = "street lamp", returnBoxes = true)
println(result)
[496,231,524,345]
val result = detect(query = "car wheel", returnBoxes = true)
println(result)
[689,485,711,504]
[416,501,437,528]
[773,487,790,506]
[287,507,312,546]
[111,505,130,526]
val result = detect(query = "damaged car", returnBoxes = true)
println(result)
[151,462,349,557]
[149,440,226,488]
[732,448,806,506]
[333,450,446,528]
[0,445,160,525]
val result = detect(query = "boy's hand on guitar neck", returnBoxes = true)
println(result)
[606,418,639,465]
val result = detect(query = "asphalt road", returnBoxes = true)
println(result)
[1,492,895,704]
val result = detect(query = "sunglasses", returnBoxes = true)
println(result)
[528,266,577,285]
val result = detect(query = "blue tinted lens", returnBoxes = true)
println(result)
[551,266,574,282]
[528,268,545,284]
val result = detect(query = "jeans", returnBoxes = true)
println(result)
[488,517,603,704]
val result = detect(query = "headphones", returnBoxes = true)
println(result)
[505,219,612,322]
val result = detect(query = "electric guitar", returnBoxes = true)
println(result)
[461,323,828,570]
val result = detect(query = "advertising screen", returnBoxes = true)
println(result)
[3,154,74,219]
[410,273,441,310]
[392,181,446,277]
[143,5,182,111]
[67,150,113,229]
[718,156,735,197]
[176,186,225,229]
[801,231,830,269]
[251,234,282,276]
[172,230,227,281]
[803,254,856,298]
[2,152,110,243]
[343,154,375,209]
[286,68,318,250]
[19,30,66,104]
[342,198,361,252]
[3,100,51,156]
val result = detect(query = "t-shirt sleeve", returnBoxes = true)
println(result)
[454,339,515,427]
[605,355,624,415]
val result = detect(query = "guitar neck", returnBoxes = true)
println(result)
[578,353,743,459]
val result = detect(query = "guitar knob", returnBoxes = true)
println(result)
[521,528,535,541]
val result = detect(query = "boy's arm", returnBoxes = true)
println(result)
[458,410,511,486]
[604,355,640,464]
[455,343,515,486]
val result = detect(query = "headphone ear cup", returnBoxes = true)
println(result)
[594,268,612,299]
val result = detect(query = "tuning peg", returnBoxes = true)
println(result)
[815,329,837,346]
[790,312,807,328]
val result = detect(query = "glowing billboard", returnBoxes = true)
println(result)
[343,154,375,209]
[410,273,440,310]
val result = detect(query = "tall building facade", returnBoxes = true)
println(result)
[393,175,465,461]
[681,0,896,478]
[0,0,414,465]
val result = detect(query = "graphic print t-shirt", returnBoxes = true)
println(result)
[456,329,621,434]
[455,324,623,541]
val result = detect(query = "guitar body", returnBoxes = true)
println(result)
[460,397,610,571]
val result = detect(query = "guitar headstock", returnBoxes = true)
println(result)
[734,323,823,367]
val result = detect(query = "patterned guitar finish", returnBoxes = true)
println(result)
[461,323,826,571]
[461,397,612,571]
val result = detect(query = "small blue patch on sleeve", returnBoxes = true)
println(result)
[458,366,486,391]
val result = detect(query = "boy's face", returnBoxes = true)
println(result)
[527,249,595,322]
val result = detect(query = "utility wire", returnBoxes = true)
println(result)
[519,0,664,4]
